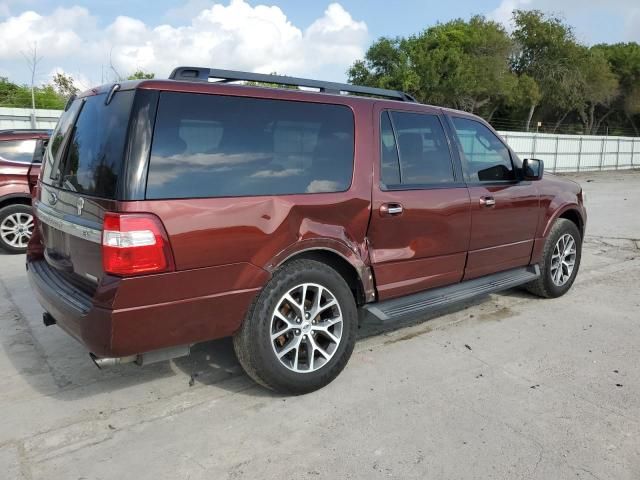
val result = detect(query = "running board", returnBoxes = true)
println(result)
[363,266,540,322]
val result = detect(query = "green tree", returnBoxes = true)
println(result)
[0,77,65,109]
[576,48,619,134]
[511,10,585,131]
[52,72,79,99]
[593,42,640,134]
[348,17,515,116]
[127,70,155,80]
[507,74,541,131]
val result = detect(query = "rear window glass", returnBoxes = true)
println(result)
[146,92,354,199]
[42,91,133,198]
[391,112,454,185]
[0,139,36,163]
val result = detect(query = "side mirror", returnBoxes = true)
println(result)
[523,158,543,180]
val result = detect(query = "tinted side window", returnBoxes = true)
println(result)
[380,111,400,186]
[0,140,36,163]
[58,91,133,198]
[451,117,514,182]
[146,92,354,199]
[390,112,454,185]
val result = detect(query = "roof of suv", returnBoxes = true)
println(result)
[74,67,482,121]
[77,66,419,107]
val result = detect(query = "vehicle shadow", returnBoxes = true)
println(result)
[2,282,531,402]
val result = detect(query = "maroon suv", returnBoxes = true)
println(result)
[0,129,50,253]
[27,68,586,394]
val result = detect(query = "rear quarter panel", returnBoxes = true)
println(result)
[125,94,373,278]
[0,159,31,201]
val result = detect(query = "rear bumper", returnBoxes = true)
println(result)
[27,259,268,357]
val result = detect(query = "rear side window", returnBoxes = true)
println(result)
[380,111,455,187]
[380,112,400,186]
[393,112,454,185]
[146,92,354,199]
[451,117,515,182]
[0,140,36,163]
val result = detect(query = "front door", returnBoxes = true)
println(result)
[447,115,539,280]
[367,106,471,301]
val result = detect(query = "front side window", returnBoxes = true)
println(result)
[0,140,36,164]
[146,92,355,199]
[451,117,515,182]
[380,111,455,187]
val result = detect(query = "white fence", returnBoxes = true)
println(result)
[0,107,62,130]
[499,131,640,172]
[1,107,638,173]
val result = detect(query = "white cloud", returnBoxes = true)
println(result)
[488,0,640,42]
[625,8,640,42]
[0,1,368,87]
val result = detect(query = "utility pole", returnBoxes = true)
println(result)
[22,43,43,129]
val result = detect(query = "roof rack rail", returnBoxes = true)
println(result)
[0,129,51,135]
[169,67,417,103]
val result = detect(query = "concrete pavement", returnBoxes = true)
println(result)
[1,170,639,479]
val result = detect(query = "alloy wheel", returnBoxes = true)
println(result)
[0,212,34,249]
[270,283,343,373]
[550,233,577,286]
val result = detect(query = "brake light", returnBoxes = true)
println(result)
[102,213,174,276]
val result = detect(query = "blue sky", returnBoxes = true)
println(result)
[1,0,638,87]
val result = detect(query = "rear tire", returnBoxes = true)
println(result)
[233,259,357,394]
[525,218,582,298]
[0,204,34,254]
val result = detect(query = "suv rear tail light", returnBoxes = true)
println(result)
[102,213,175,276]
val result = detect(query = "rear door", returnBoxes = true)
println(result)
[367,105,471,300]
[36,89,134,288]
[447,115,539,280]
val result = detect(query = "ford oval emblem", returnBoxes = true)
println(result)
[48,191,58,205]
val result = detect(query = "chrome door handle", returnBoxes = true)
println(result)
[380,203,404,216]
[479,196,496,207]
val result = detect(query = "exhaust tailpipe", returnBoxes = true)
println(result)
[89,345,190,369]
[90,353,137,369]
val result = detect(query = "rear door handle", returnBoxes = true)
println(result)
[380,203,404,216]
[479,196,496,207]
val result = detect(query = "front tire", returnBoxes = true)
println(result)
[0,204,34,254]
[233,259,357,394]
[525,218,582,298]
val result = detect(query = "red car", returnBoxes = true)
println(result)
[0,129,50,253]
[27,68,586,394]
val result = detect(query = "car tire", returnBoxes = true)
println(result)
[233,259,357,394]
[525,218,582,298]
[0,204,35,254]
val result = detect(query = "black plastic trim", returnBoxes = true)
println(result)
[169,66,417,102]
[120,89,159,200]
[363,266,539,322]
[29,259,92,314]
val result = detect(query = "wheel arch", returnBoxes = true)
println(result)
[542,204,585,239]
[558,208,584,239]
[268,245,374,306]
[0,193,32,210]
